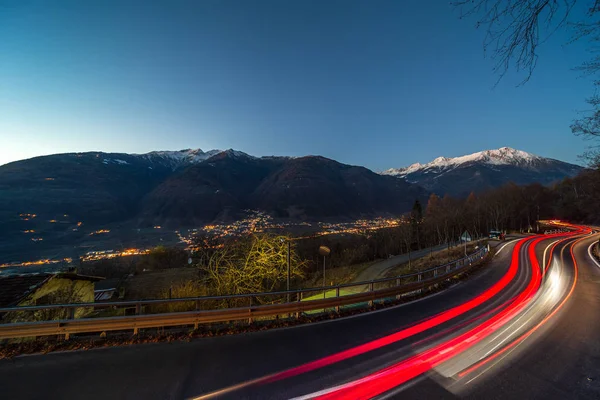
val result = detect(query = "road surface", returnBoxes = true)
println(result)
[0,225,596,399]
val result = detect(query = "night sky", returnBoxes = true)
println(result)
[0,0,593,170]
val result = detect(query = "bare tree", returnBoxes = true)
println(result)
[200,234,307,303]
[454,0,580,84]
[455,0,600,163]
[424,193,445,245]
[572,94,600,164]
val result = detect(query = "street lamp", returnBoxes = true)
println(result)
[318,245,331,299]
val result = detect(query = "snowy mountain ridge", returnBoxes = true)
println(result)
[117,148,262,170]
[382,147,545,177]
[87,148,298,171]
[380,146,583,197]
[138,148,224,168]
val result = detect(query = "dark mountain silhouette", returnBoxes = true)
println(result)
[0,149,428,233]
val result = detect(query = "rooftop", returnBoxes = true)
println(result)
[0,274,51,308]
[0,273,103,308]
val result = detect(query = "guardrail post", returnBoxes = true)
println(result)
[194,300,200,330]
[335,287,340,313]
[64,307,75,340]
[248,297,253,324]
[296,292,302,319]
[133,303,141,335]
[396,278,401,300]
[369,282,374,307]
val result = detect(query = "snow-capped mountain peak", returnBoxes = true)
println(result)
[380,146,582,197]
[382,147,543,177]
[221,148,255,159]
[144,148,221,162]
[136,148,222,169]
[431,156,450,165]
[131,148,258,170]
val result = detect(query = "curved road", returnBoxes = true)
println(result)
[0,226,598,399]
[459,233,600,399]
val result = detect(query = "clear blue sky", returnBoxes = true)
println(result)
[0,0,593,170]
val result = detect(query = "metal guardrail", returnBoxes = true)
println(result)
[0,246,488,340]
[543,228,566,234]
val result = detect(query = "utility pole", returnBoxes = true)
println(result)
[319,246,331,298]
[318,246,331,299]
[323,255,326,298]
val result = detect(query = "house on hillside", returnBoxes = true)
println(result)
[0,273,103,322]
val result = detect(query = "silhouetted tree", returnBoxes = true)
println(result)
[454,0,600,163]
[411,200,423,248]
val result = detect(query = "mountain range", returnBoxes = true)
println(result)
[0,149,426,233]
[0,147,583,234]
[381,147,583,197]
[0,146,585,263]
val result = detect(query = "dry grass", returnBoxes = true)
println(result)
[123,267,199,300]
[301,260,377,288]
[385,241,487,278]
[147,281,208,314]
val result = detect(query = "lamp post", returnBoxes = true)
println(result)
[318,246,331,299]
[281,238,292,303]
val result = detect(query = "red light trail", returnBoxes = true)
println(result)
[194,224,588,400]
[310,225,587,399]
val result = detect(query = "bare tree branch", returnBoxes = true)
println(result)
[454,0,578,85]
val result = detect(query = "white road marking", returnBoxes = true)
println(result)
[483,312,537,358]
[587,241,600,269]
[464,311,539,386]
[494,239,519,257]
[542,240,559,270]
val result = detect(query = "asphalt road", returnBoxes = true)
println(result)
[391,232,600,400]
[0,230,596,400]
[460,233,600,399]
